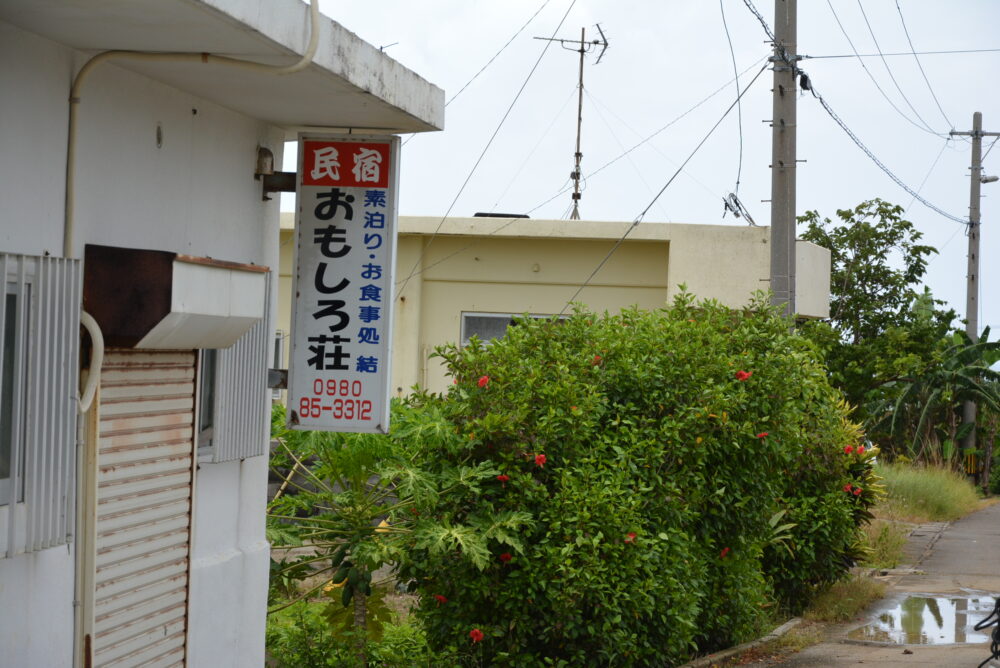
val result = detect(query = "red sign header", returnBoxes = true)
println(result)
[301,141,391,188]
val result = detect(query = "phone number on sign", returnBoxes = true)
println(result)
[298,379,373,420]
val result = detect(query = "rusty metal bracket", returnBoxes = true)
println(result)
[260,172,296,201]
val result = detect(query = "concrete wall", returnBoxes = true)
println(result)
[278,215,830,395]
[0,19,280,666]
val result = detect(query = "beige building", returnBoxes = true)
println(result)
[278,214,830,395]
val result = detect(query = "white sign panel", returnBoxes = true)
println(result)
[288,134,399,433]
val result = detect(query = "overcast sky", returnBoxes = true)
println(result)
[289,0,1000,333]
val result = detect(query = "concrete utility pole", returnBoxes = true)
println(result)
[534,26,608,221]
[950,112,1000,464]
[770,0,797,316]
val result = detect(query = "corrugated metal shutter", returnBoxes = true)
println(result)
[1,253,81,557]
[212,275,271,463]
[93,349,194,667]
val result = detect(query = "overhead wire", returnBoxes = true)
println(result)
[557,62,770,314]
[719,0,744,198]
[984,136,999,163]
[393,54,769,288]
[395,0,578,301]
[584,89,672,221]
[824,0,946,138]
[401,0,553,147]
[894,0,953,131]
[855,0,942,136]
[806,47,1000,60]
[905,137,950,214]
[491,86,578,212]
[741,0,967,226]
[584,89,725,208]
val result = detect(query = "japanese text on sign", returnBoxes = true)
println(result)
[288,136,399,433]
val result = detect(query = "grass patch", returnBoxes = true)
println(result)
[860,518,910,569]
[875,463,981,523]
[804,577,887,623]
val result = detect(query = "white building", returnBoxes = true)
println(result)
[0,1,443,666]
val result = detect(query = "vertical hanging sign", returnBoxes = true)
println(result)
[288,134,399,433]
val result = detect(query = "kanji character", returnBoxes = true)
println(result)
[310,146,340,181]
[359,284,382,302]
[363,211,385,229]
[358,327,380,344]
[364,190,387,208]
[352,148,383,183]
[355,355,379,373]
[359,306,381,323]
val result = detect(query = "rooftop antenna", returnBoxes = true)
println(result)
[534,24,609,220]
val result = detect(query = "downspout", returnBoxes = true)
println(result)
[65,3,318,665]
[61,0,320,258]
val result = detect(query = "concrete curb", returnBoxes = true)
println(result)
[678,618,803,668]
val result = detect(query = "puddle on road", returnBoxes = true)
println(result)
[848,594,998,645]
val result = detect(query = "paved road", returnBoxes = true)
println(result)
[748,502,1000,667]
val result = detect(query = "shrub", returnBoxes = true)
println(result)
[400,295,871,666]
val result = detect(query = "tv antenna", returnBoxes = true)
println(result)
[534,24,609,220]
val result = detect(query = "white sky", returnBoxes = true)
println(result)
[288,0,1000,333]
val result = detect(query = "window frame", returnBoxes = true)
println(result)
[0,282,28,505]
[460,311,567,347]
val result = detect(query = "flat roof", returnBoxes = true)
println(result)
[0,0,444,134]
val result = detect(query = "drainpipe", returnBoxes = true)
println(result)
[62,0,320,258]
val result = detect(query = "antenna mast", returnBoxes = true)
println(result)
[534,25,608,220]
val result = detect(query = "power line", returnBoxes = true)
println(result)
[741,1,967,226]
[400,0,552,149]
[905,137,950,214]
[445,0,553,108]
[895,0,953,131]
[558,63,770,314]
[490,86,578,212]
[719,0,743,196]
[395,0,578,300]
[855,0,941,136]
[984,136,999,163]
[585,89,671,221]
[393,55,769,288]
[805,48,1000,60]
[824,0,945,137]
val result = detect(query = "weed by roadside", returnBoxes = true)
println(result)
[804,576,887,623]
[875,463,982,522]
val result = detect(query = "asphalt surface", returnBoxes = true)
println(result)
[746,501,1000,667]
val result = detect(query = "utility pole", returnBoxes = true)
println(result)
[534,26,608,220]
[950,112,1000,466]
[770,0,797,316]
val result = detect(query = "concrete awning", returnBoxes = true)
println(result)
[0,0,444,134]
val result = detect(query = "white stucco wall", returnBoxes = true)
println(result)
[0,18,280,667]
[187,456,270,667]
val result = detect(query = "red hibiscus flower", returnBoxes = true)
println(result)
[843,483,853,493]
[478,375,490,388]
[720,547,731,559]
[535,454,547,468]
[496,474,509,487]
[592,354,602,366]
[434,594,447,606]
[499,552,512,563]
[624,532,637,544]
[844,445,854,454]
[735,370,752,381]
[857,445,866,454]
[756,432,769,439]
[469,628,484,643]
[452,378,458,385]
[853,487,862,496]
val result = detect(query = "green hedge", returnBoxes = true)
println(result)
[398,295,876,666]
